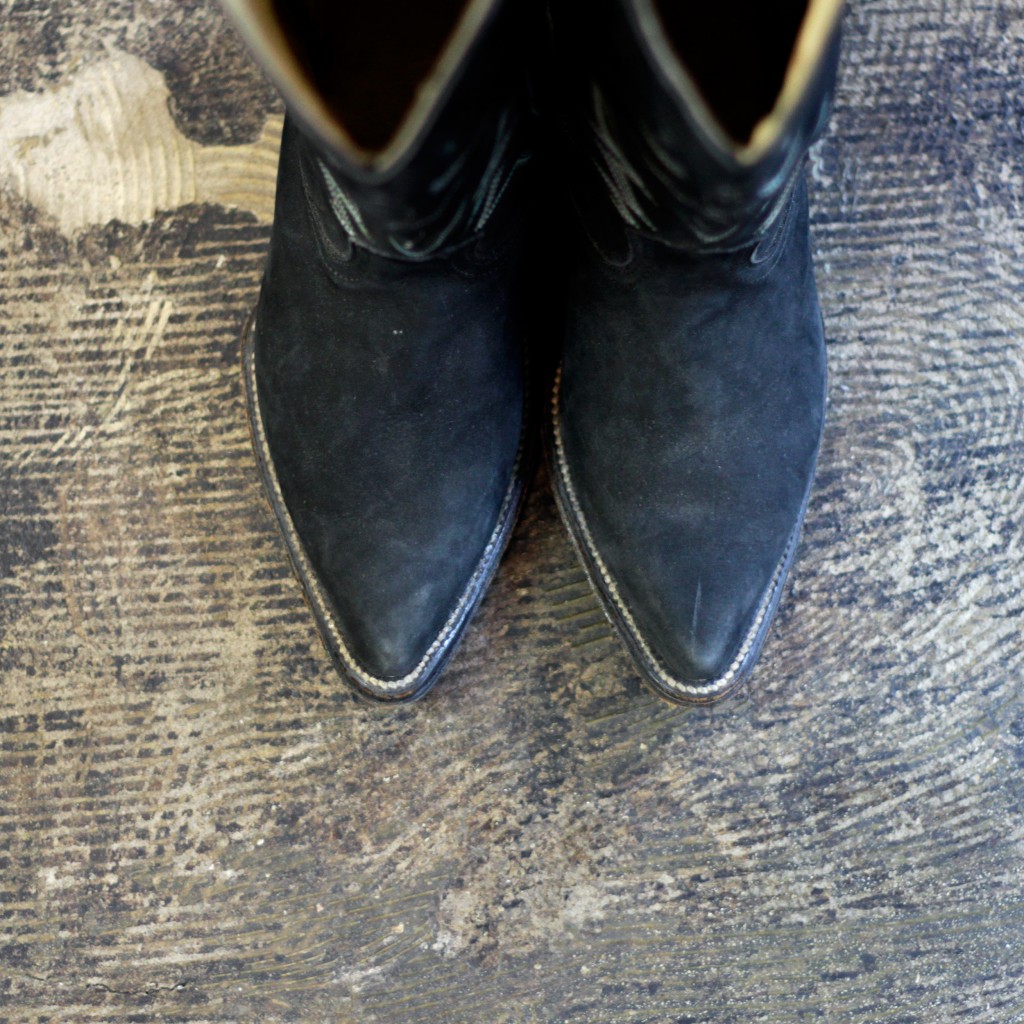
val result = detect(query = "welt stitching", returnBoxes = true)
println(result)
[246,321,524,695]
[551,366,791,697]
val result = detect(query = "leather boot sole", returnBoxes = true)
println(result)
[548,365,822,706]
[242,312,532,703]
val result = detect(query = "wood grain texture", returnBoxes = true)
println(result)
[1,1,1022,1021]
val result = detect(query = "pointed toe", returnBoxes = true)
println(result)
[243,299,528,703]
[547,0,841,702]
[224,0,534,702]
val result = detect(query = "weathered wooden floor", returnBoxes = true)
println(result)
[1,2,1023,1021]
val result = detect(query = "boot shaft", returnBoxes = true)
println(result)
[220,0,535,258]
[552,0,844,256]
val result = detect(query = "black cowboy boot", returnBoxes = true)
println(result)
[221,0,535,701]
[549,0,844,702]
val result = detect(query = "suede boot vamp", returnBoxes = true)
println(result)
[554,181,825,699]
[249,119,528,699]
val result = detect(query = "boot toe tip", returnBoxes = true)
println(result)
[323,610,464,703]
[633,628,762,704]
[616,550,799,704]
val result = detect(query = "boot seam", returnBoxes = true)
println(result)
[748,175,801,275]
[300,147,522,286]
[303,115,530,269]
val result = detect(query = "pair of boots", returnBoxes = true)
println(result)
[221,0,844,704]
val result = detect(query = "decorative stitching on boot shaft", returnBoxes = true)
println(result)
[317,106,527,262]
